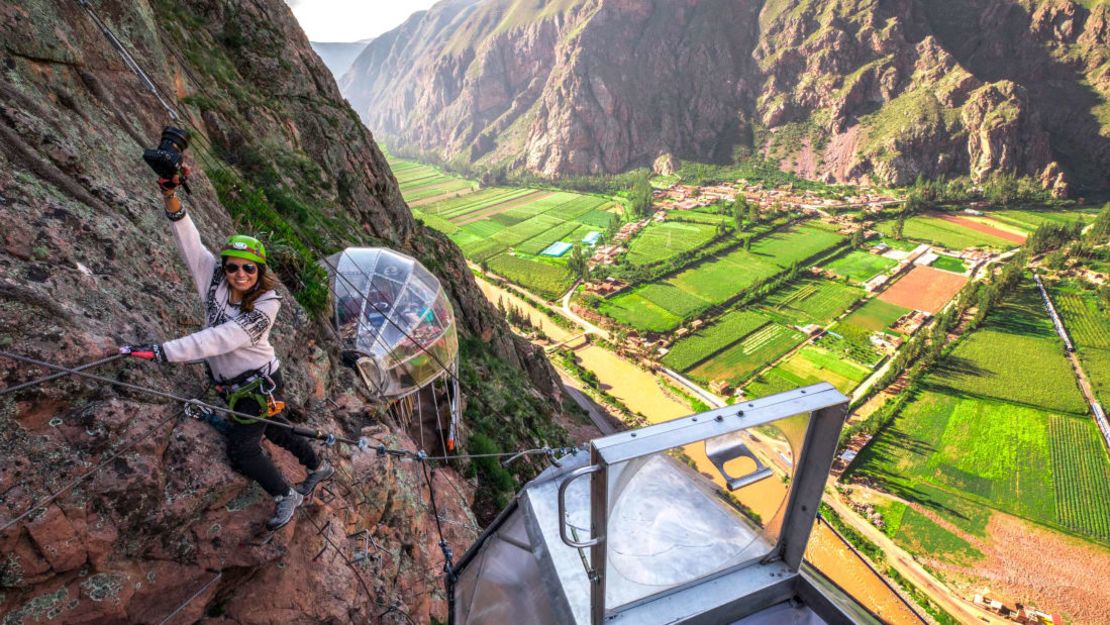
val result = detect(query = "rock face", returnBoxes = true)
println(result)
[343,0,1110,192]
[0,0,566,622]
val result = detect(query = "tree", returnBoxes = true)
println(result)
[568,244,590,282]
[731,197,748,230]
[891,217,905,240]
[748,201,760,225]
[629,172,654,218]
[744,236,753,251]
[850,229,866,248]
[606,214,622,241]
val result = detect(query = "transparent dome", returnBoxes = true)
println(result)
[324,248,458,400]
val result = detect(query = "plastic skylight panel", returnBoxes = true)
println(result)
[602,412,811,611]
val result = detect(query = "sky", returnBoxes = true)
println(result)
[285,0,439,42]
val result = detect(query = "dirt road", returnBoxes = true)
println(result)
[824,492,1007,625]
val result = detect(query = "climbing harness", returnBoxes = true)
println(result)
[214,370,284,424]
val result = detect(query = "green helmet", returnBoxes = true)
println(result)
[220,234,267,264]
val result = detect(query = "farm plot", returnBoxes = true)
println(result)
[926,281,1087,415]
[687,323,806,386]
[597,292,683,333]
[825,251,897,283]
[988,208,1096,233]
[1054,288,1110,350]
[839,298,911,333]
[878,265,967,313]
[404,179,476,203]
[661,311,770,371]
[929,255,966,274]
[745,345,871,398]
[485,254,573,300]
[876,214,1018,249]
[761,279,863,326]
[851,389,1110,545]
[1049,414,1110,542]
[625,221,718,266]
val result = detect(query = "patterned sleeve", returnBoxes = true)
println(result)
[162,296,280,362]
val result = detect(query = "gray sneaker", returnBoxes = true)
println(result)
[297,460,335,498]
[266,487,304,531]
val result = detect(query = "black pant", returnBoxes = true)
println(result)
[224,371,320,497]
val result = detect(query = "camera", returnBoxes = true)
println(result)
[143,126,189,180]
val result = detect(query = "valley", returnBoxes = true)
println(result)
[391,153,1110,624]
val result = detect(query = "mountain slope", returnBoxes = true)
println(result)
[0,0,567,621]
[343,0,1110,192]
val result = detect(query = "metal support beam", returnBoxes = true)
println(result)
[776,402,848,568]
[589,446,609,625]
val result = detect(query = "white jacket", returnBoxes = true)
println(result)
[161,211,281,381]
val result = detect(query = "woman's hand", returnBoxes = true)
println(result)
[119,344,167,363]
[158,164,191,193]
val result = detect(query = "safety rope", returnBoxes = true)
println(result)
[0,353,125,395]
[75,0,178,121]
[421,461,457,621]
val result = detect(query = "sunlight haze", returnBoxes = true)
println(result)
[285,0,439,42]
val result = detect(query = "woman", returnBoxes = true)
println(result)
[121,173,333,531]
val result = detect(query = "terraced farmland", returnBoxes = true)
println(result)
[390,160,478,204]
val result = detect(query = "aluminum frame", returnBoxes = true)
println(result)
[561,383,849,625]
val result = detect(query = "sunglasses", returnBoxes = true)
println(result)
[223,262,257,275]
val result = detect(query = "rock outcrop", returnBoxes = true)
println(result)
[0,0,567,622]
[342,0,1110,192]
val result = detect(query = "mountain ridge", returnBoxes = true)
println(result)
[342,0,1110,193]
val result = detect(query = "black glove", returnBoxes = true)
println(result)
[119,344,167,363]
[157,164,191,193]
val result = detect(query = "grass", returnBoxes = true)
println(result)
[625,221,718,266]
[839,298,911,334]
[1053,285,1110,406]
[597,292,684,333]
[485,253,573,300]
[745,345,871,397]
[851,389,1110,544]
[761,279,863,326]
[687,323,806,386]
[825,251,897,283]
[927,281,1087,415]
[893,508,983,565]
[988,208,1096,233]
[876,215,1016,250]
[930,255,966,274]
[661,310,771,371]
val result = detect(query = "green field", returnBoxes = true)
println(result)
[744,345,871,398]
[851,389,1110,544]
[485,254,573,299]
[927,281,1086,415]
[1054,286,1110,405]
[930,255,966,274]
[877,215,1017,250]
[390,160,479,203]
[661,310,770,371]
[625,221,718,266]
[988,208,1096,233]
[601,223,845,332]
[687,323,806,386]
[825,251,897,283]
[839,298,910,333]
[761,279,863,326]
